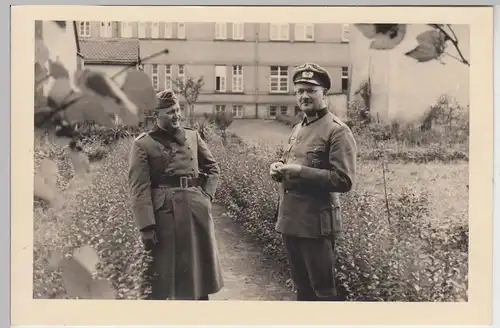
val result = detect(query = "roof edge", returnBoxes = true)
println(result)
[84,60,138,65]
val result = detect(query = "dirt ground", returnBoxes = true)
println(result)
[209,204,294,301]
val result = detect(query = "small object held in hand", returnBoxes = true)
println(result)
[277,163,302,176]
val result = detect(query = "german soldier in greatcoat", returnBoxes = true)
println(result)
[269,63,357,301]
[127,89,223,300]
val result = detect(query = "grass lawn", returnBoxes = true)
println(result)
[227,118,469,227]
[228,119,291,146]
[356,161,469,227]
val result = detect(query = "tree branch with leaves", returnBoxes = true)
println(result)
[354,23,470,66]
[172,75,204,125]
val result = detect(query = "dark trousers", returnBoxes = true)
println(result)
[282,234,338,301]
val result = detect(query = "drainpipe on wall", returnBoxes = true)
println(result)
[254,25,259,118]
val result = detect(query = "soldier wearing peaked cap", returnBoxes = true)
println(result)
[127,89,223,300]
[269,63,357,301]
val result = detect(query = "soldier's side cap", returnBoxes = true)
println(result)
[155,88,179,109]
[292,62,332,91]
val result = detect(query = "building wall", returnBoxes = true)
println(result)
[349,24,470,123]
[141,23,349,118]
[76,21,351,119]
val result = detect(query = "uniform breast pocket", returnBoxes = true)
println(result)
[306,147,327,168]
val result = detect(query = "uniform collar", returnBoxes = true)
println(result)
[301,107,328,126]
[151,123,186,145]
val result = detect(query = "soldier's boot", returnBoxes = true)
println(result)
[296,289,316,301]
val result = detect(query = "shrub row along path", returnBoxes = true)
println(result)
[210,203,294,300]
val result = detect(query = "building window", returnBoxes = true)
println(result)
[177,23,186,39]
[232,105,244,118]
[215,65,226,92]
[100,21,112,38]
[121,22,133,37]
[177,65,185,88]
[164,65,172,89]
[180,104,185,112]
[232,23,244,40]
[215,23,227,39]
[341,24,349,42]
[280,105,288,115]
[164,22,173,38]
[151,64,159,90]
[78,21,91,37]
[269,66,289,93]
[270,23,289,41]
[232,65,243,92]
[138,22,146,38]
[269,105,278,118]
[295,23,314,41]
[215,105,226,113]
[151,22,160,38]
[342,66,349,92]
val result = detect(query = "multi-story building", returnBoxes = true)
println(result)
[76,21,351,119]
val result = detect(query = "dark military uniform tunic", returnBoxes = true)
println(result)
[275,107,357,301]
[128,124,223,300]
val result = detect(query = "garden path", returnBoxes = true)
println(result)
[209,203,294,301]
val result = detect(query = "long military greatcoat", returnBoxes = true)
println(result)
[275,108,357,239]
[127,124,223,300]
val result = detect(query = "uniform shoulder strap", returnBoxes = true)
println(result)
[134,132,147,141]
[134,131,161,153]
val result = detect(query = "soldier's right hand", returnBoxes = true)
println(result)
[269,162,284,181]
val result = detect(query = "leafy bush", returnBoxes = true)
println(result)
[209,135,469,302]
[33,138,153,299]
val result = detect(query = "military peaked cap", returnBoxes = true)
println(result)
[292,62,332,91]
[155,88,179,109]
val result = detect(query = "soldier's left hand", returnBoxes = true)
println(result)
[277,164,302,177]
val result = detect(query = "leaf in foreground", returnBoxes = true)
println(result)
[354,24,407,50]
[61,246,117,299]
[69,149,90,178]
[405,29,447,63]
[44,248,64,270]
[121,70,158,118]
[370,24,407,50]
[72,245,100,275]
[34,159,61,207]
[90,279,116,299]
[60,257,93,299]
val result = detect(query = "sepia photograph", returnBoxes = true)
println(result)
[10,4,494,327]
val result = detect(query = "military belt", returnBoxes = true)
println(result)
[152,175,203,189]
